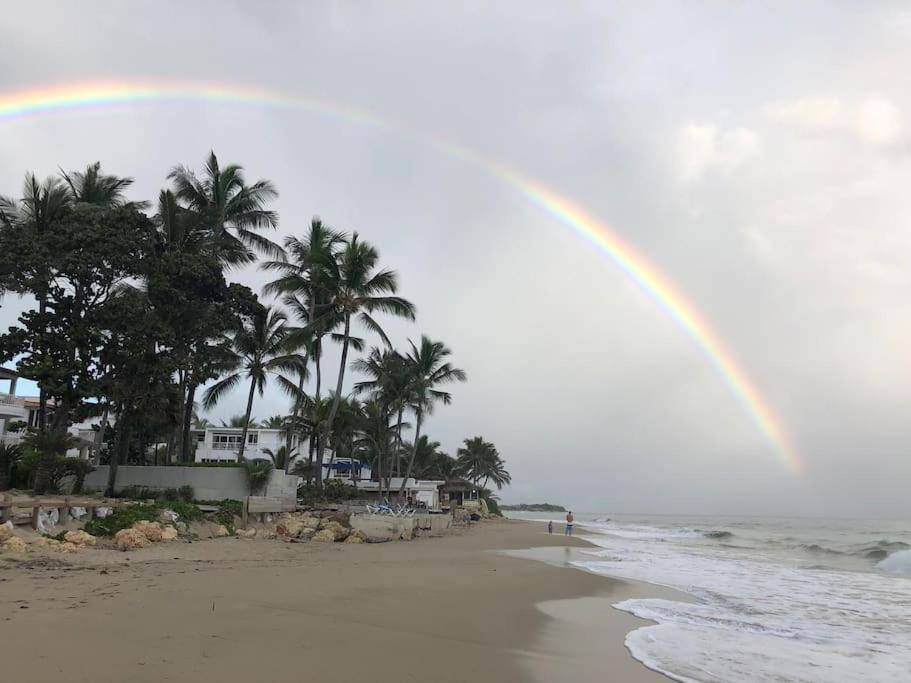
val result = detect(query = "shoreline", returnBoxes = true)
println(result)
[0,518,671,682]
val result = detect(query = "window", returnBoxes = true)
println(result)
[212,433,242,450]
[247,432,258,444]
[196,432,205,442]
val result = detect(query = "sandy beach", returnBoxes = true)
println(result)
[0,519,667,682]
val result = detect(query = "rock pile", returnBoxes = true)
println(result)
[113,520,179,551]
[272,512,355,543]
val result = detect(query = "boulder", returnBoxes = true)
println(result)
[399,528,414,541]
[298,528,315,541]
[114,528,151,551]
[237,528,257,539]
[1,536,28,553]
[213,524,230,538]
[64,530,97,547]
[259,530,277,540]
[325,511,351,527]
[301,516,321,530]
[132,520,164,542]
[160,526,179,542]
[158,509,180,524]
[320,521,350,541]
[0,522,15,543]
[345,530,367,544]
[57,542,79,554]
[312,529,337,543]
[31,536,52,548]
[277,514,305,538]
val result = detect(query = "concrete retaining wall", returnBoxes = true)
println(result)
[81,466,298,501]
[350,512,451,541]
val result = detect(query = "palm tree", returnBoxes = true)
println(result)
[202,306,298,461]
[354,398,398,490]
[398,336,466,497]
[406,435,446,480]
[311,233,416,488]
[261,415,286,429]
[262,445,295,470]
[168,151,281,264]
[353,347,414,478]
[221,414,258,428]
[0,443,23,491]
[61,161,140,207]
[456,436,512,490]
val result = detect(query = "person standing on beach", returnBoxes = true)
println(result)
[565,511,574,536]
[548,520,553,534]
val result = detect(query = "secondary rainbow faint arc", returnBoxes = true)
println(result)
[0,81,802,472]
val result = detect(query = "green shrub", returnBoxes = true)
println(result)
[161,488,180,502]
[178,485,194,502]
[214,499,243,534]
[484,497,501,516]
[243,459,273,495]
[160,499,203,523]
[83,504,160,537]
[118,485,158,500]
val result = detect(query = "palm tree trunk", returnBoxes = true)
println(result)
[398,410,422,499]
[315,315,350,489]
[37,291,48,434]
[107,408,133,496]
[174,372,187,461]
[394,407,404,479]
[285,360,307,472]
[237,378,257,463]
[180,381,197,463]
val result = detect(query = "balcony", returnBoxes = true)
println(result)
[0,394,26,420]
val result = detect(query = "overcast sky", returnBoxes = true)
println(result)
[2,2,909,517]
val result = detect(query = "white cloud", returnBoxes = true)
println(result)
[764,95,904,145]
[677,124,759,182]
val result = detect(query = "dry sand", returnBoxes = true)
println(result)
[0,519,669,682]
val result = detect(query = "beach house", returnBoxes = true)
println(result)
[439,479,482,511]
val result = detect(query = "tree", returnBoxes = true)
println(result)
[202,306,298,461]
[262,445,295,470]
[168,151,281,264]
[398,336,466,497]
[261,415,286,429]
[61,162,139,208]
[312,233,415,488]
[456,436,512,490]
[0,443,23,491]
[406,435,447,480]
[0,204,156,436]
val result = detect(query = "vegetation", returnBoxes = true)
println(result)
[0,153,511,500]
[499,503,567,512]
[0,442,23,491]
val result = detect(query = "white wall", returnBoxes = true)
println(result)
[81,466,299,501]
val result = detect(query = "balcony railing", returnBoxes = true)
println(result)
[0,394,25,407]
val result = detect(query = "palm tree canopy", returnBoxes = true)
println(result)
[61,162,138,207]
[404,335,467,415]
[456,436,511,490]
[168,151,281,264]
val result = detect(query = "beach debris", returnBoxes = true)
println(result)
[0,521,15,543]
[64,530,97,546]
[114,528,151,551]
[312,529,336,543]
[132,520,165,542]
[96,507,111,518]
[35,509,60,535]
[69,506,88,521]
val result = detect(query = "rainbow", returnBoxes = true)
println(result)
[0,81,801,471]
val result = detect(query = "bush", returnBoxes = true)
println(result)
[243,459,273,495]
[484,496,501,516]
[161,488,180,502]
[62,458,95,494]
[0,443,24,491]
[178,485,194,502]
[213,499,243,534]
[118,485,158,500]
[83,504,160,537]
[297,479,359,505]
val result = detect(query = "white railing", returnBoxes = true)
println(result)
[0,394,25,407]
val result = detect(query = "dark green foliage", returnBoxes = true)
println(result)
[484,497,501,516]
[83,504,160,537]
[161,488,180,502]
[500,503,566,512]
[116,486,159,500]
[243,459,273,494]
[213,499,243,533]
[178,485,194,502]
[0,443,23,491]
[297,479,358,505]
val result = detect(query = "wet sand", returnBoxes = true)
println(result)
[0,519,668,682]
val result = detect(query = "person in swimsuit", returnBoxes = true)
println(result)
[547,520,553,534]
[565,511,574,536]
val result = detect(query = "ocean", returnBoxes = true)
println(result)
[508,512,911,682]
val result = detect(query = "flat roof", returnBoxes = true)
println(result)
[0,367,18,380]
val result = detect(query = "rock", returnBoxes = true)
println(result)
[158,509,179,524]
[31,536,51,548]
[114,528,151,551]
[57,542,79,554]
[399,528,414,541]
[0,522,15,543]
[301,516,321,530]
[326,511,351,527]
[298,528,315,541]
[160,526,179,541]
[276,513,305,537]
[64,530,97,547]
[259,530,277,540]
[213,524,230,538]
[312,529,337,543]
[237,528,257,539]
[345,530,367,544]
[320,521,350,541]
[132,520,164,542]
[1,536,28,553]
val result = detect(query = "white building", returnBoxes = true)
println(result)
[192,426,372,480]
[1,367,34,445]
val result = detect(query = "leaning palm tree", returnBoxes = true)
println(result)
[398,336,466,497]
[310,233,416,487]
[203,306,299,461]
[168,151,281,264]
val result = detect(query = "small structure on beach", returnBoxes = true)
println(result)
[439,479,481,512]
